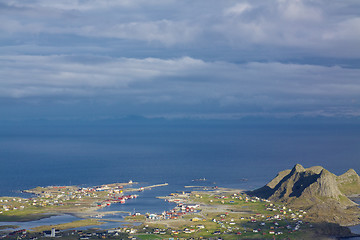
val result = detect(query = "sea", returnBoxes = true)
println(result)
[0,119,360,231]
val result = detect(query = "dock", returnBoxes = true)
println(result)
[138,183,168,191]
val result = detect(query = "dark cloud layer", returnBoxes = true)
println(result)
[0,0,359,119]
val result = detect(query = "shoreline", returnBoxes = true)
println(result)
[0,182,169,232]
[1,182,360,239]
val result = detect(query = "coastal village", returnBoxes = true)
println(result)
[124,190,313,239]
[1,167,359,240]
[0,183,318,239]
[0,181,139,218]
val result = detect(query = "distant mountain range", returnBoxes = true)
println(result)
[249,164,360,226]
[1,115,360,126]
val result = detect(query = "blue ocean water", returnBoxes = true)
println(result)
[0,120,360,217]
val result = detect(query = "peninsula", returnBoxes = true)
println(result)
[0,181,168,222]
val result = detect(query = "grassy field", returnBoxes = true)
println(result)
[0,212,55,222]
[125,215,146,222]
[135,234,163,240]
[29,219,105,232]
[0,225,20,230]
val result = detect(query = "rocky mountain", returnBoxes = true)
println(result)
[249,164,360,225]
[337,168,360,196]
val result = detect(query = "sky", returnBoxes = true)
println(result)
[0,0,360,121]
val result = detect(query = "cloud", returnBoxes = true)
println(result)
[79,20,200,46]
[1,0,359,57]
[0,55,359,117]
[0,0,359,118]
[224,3,252,16]
[277,0,323,21]
[5,0,175,11]
[0,55,204,97]
[323,17,360,41]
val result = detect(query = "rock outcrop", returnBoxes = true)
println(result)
[249,164,360,226]
[337,169,360,196]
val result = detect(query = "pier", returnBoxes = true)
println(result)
[128,183,169,192]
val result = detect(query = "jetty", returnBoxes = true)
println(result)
[129,183,168,192]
